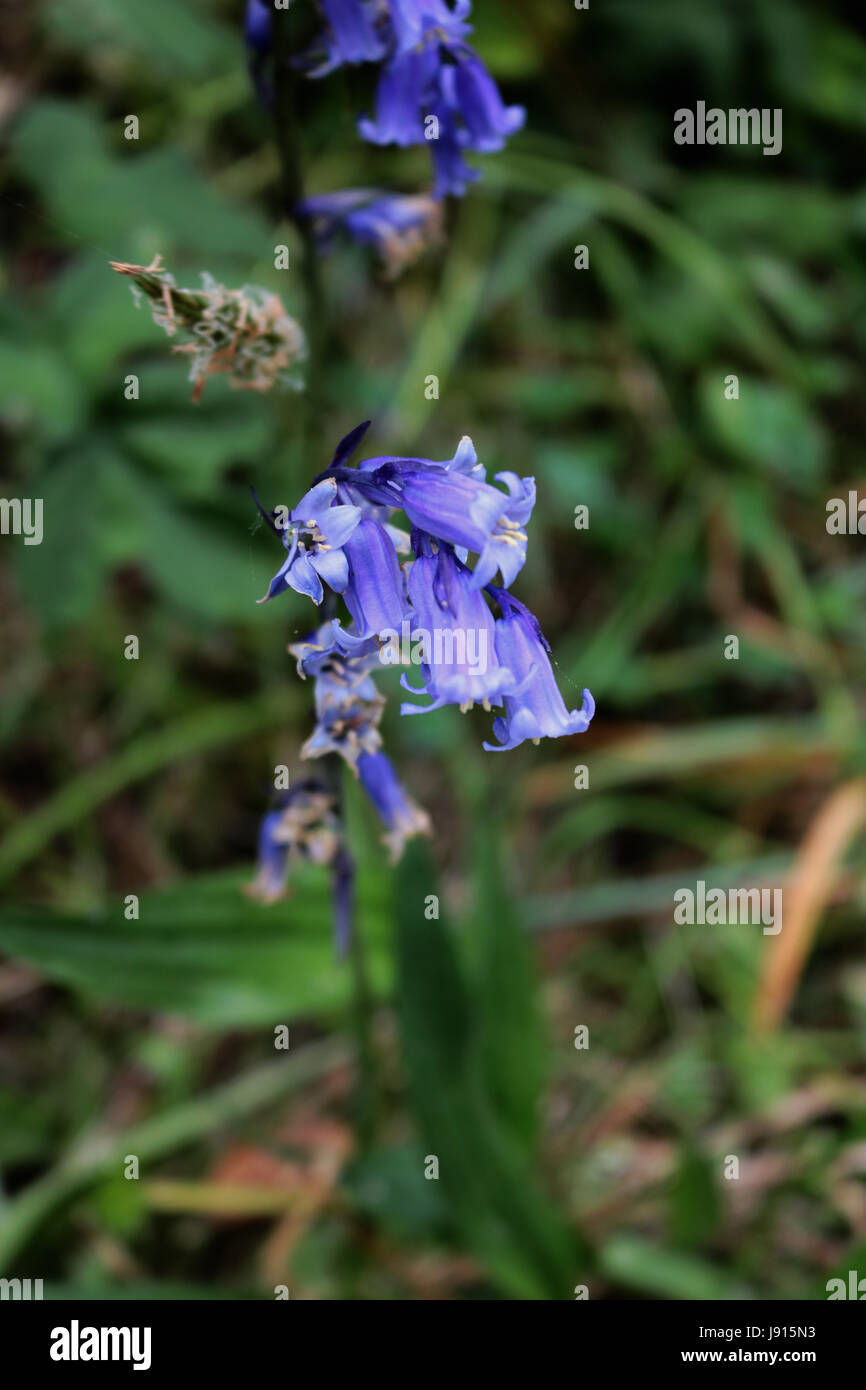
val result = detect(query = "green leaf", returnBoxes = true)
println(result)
[600,1235,751,1300]
[0,341,85,442]
[396,842,472,1079]
[0,867,392,1026]
[13,444,141,628]
[0,1091,56,1165]
[700,373,827,488]
[726,1033,800,1113]
[819,1243,866,1301]
[131,481,267,620]
[120,406,272,499]
[10,101,268,262]
[49,256,165,385]
[344,1145,449,1243]
[396,840,584,1299]
[470,821,546,1155]
[668,1143,721,1249]
[681,175,845,260]
[42,0,239,81]
[17,442,267,625]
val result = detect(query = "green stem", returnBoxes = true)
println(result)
[319,597,379,1147]
[268,17,377,1146]
[347,872,378,1148]
[271,5,327,437]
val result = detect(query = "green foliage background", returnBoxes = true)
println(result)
[0,0,865,1299]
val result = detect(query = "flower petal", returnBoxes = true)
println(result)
[311,546,350,593]
[318,502,362,548]
[293,478,338,522]
[286,551,324,603]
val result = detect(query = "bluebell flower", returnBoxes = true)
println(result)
[342,517,411,639]
[427,101,481,199]
[447,51,526,151]
[247,807,291,903]
[319,433,534,587]
[244,0,272,55]
[299,189,443,276]
[246,785,341,903]
[357,750,431,861]
[290,621,385,767]
[258,478,361,604]
[398,547,514,714]
[386,0,473,55]
[291,616,380,680]
[359,431,481,484]
[393,462,535,590]
[440,432,485,479]
[482,589,595,752]
[327,424,414,549]
[313,0,388,75]
[358,46,440,145]
[245,0,523,212]
[243,0,275,106]
[354,8,525,198]
[303,679,385,765]
[326,419,474,482]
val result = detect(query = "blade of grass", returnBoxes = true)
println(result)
[526,854,795,931]
[489,142,809,389]
[0,1036,348,1271]
[525,713,853,806]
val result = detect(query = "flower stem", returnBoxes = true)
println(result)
[271,5,327,437]
[269,12,377,1148]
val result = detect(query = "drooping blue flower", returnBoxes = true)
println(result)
[482,589,595,752]
[244,0,523,216]
[244,0,272,55]
[291,616,380,681]
[386,0,473,55]
[357,431,482,484]
[313,0,389,75]
[446,51,526,151]
[247,806,291,903]
[398,547,514,714]
[290,621,385,767]
[394,462,535,590]
[246,784,342,903]
[327,420,474,483]
[258,478,361,604]
[303,679,385,765]
[318,433,534,589]
[299,189,443,275]
[352,5,525,198]
[440,433,485,480]
[342,517,411,639]
[243,0,276,105]
[358,46,440,145]
[427,100,481,199]
[357,750,431,860]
